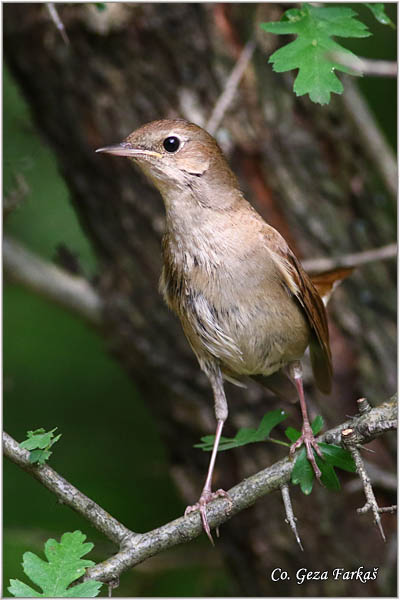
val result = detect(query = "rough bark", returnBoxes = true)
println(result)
[4,3,396,596]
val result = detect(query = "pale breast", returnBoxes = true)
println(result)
[160,252,310,378]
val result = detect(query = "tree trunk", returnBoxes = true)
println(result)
[4,3,396,596]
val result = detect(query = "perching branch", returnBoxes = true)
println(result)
[3,395,396,584]
[3,235,102,326]
[3,432,136,547]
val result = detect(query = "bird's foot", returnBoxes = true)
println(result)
[184,488,232,545]
[289,421,323,479]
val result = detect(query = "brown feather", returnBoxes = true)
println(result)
[310,267,354,306]
[268,237,333,394]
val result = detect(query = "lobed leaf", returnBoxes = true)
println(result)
[8,531,102,598]
[261,3,371,104]
[195,409,287,451]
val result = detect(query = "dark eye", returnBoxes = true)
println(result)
[163,136,180,153]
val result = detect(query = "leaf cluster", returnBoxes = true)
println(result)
[195,410,355,494]
[19,427,61,465]
[286,417,355,494]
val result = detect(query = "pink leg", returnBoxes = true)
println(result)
[185,370,232,544]
[289,362,323,479]
[185,419,232,544]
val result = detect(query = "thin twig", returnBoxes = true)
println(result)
[206,39,256,135]
[341,77,397,199]
[342,428,390,542]
[3,432,137,546]
[280,484,303,550]
[107,579,119,598]
[345,460,397,494]
[4,235,102,326]
[302,242,397,274]
[46,3,69,45]
[377,505,397,514]
[4,396,396,583]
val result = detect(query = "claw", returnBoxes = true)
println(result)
[184,488,232,544]
[290,422,323,479]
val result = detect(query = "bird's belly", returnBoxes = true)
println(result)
[222,301,309,376]
[180,287,310,377]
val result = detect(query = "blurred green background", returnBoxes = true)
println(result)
[3,3,396,597]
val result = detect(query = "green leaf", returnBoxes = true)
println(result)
[311,415,324,435]
[291,447,340,493]
[95,2,107,11]
[29,449,52,465]
[319,442,356,472]
[260,3,371,104]
[8,531,102,598]
[194,409,287,451]
[318,458,341,491]
[8,580,41,598]
[291,447,314,494]
[366,3,395,28]
[254,409,287,440]
[284,426,301,443]
[291,439,355,494]
[20,427,61,464]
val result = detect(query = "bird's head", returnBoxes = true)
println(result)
[96,119,240,203]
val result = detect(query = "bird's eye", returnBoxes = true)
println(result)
[163,136,180,153]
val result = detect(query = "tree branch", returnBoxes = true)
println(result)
[206,38,256,136]
[4,396,396,584]
[280,484,303,551]
[3,432,137,547]
[302,242,397,273]
[3,235,102,326]
[5,231,394,329]
[341,78,397,199]
[331,53,397,78]
[342,426,387,541]
[46,2,69,45]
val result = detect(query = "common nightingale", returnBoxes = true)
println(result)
[97,119,345,543]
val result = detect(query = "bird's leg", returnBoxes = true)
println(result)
[184,368,232,544]
[288,361,323,479]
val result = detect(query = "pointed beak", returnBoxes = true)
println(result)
[96,142,162,159]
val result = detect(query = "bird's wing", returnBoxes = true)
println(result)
[266,233,333,394]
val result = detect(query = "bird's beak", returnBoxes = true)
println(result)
[96,142,162,159]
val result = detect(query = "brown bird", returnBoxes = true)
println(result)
[97,119,342,542]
